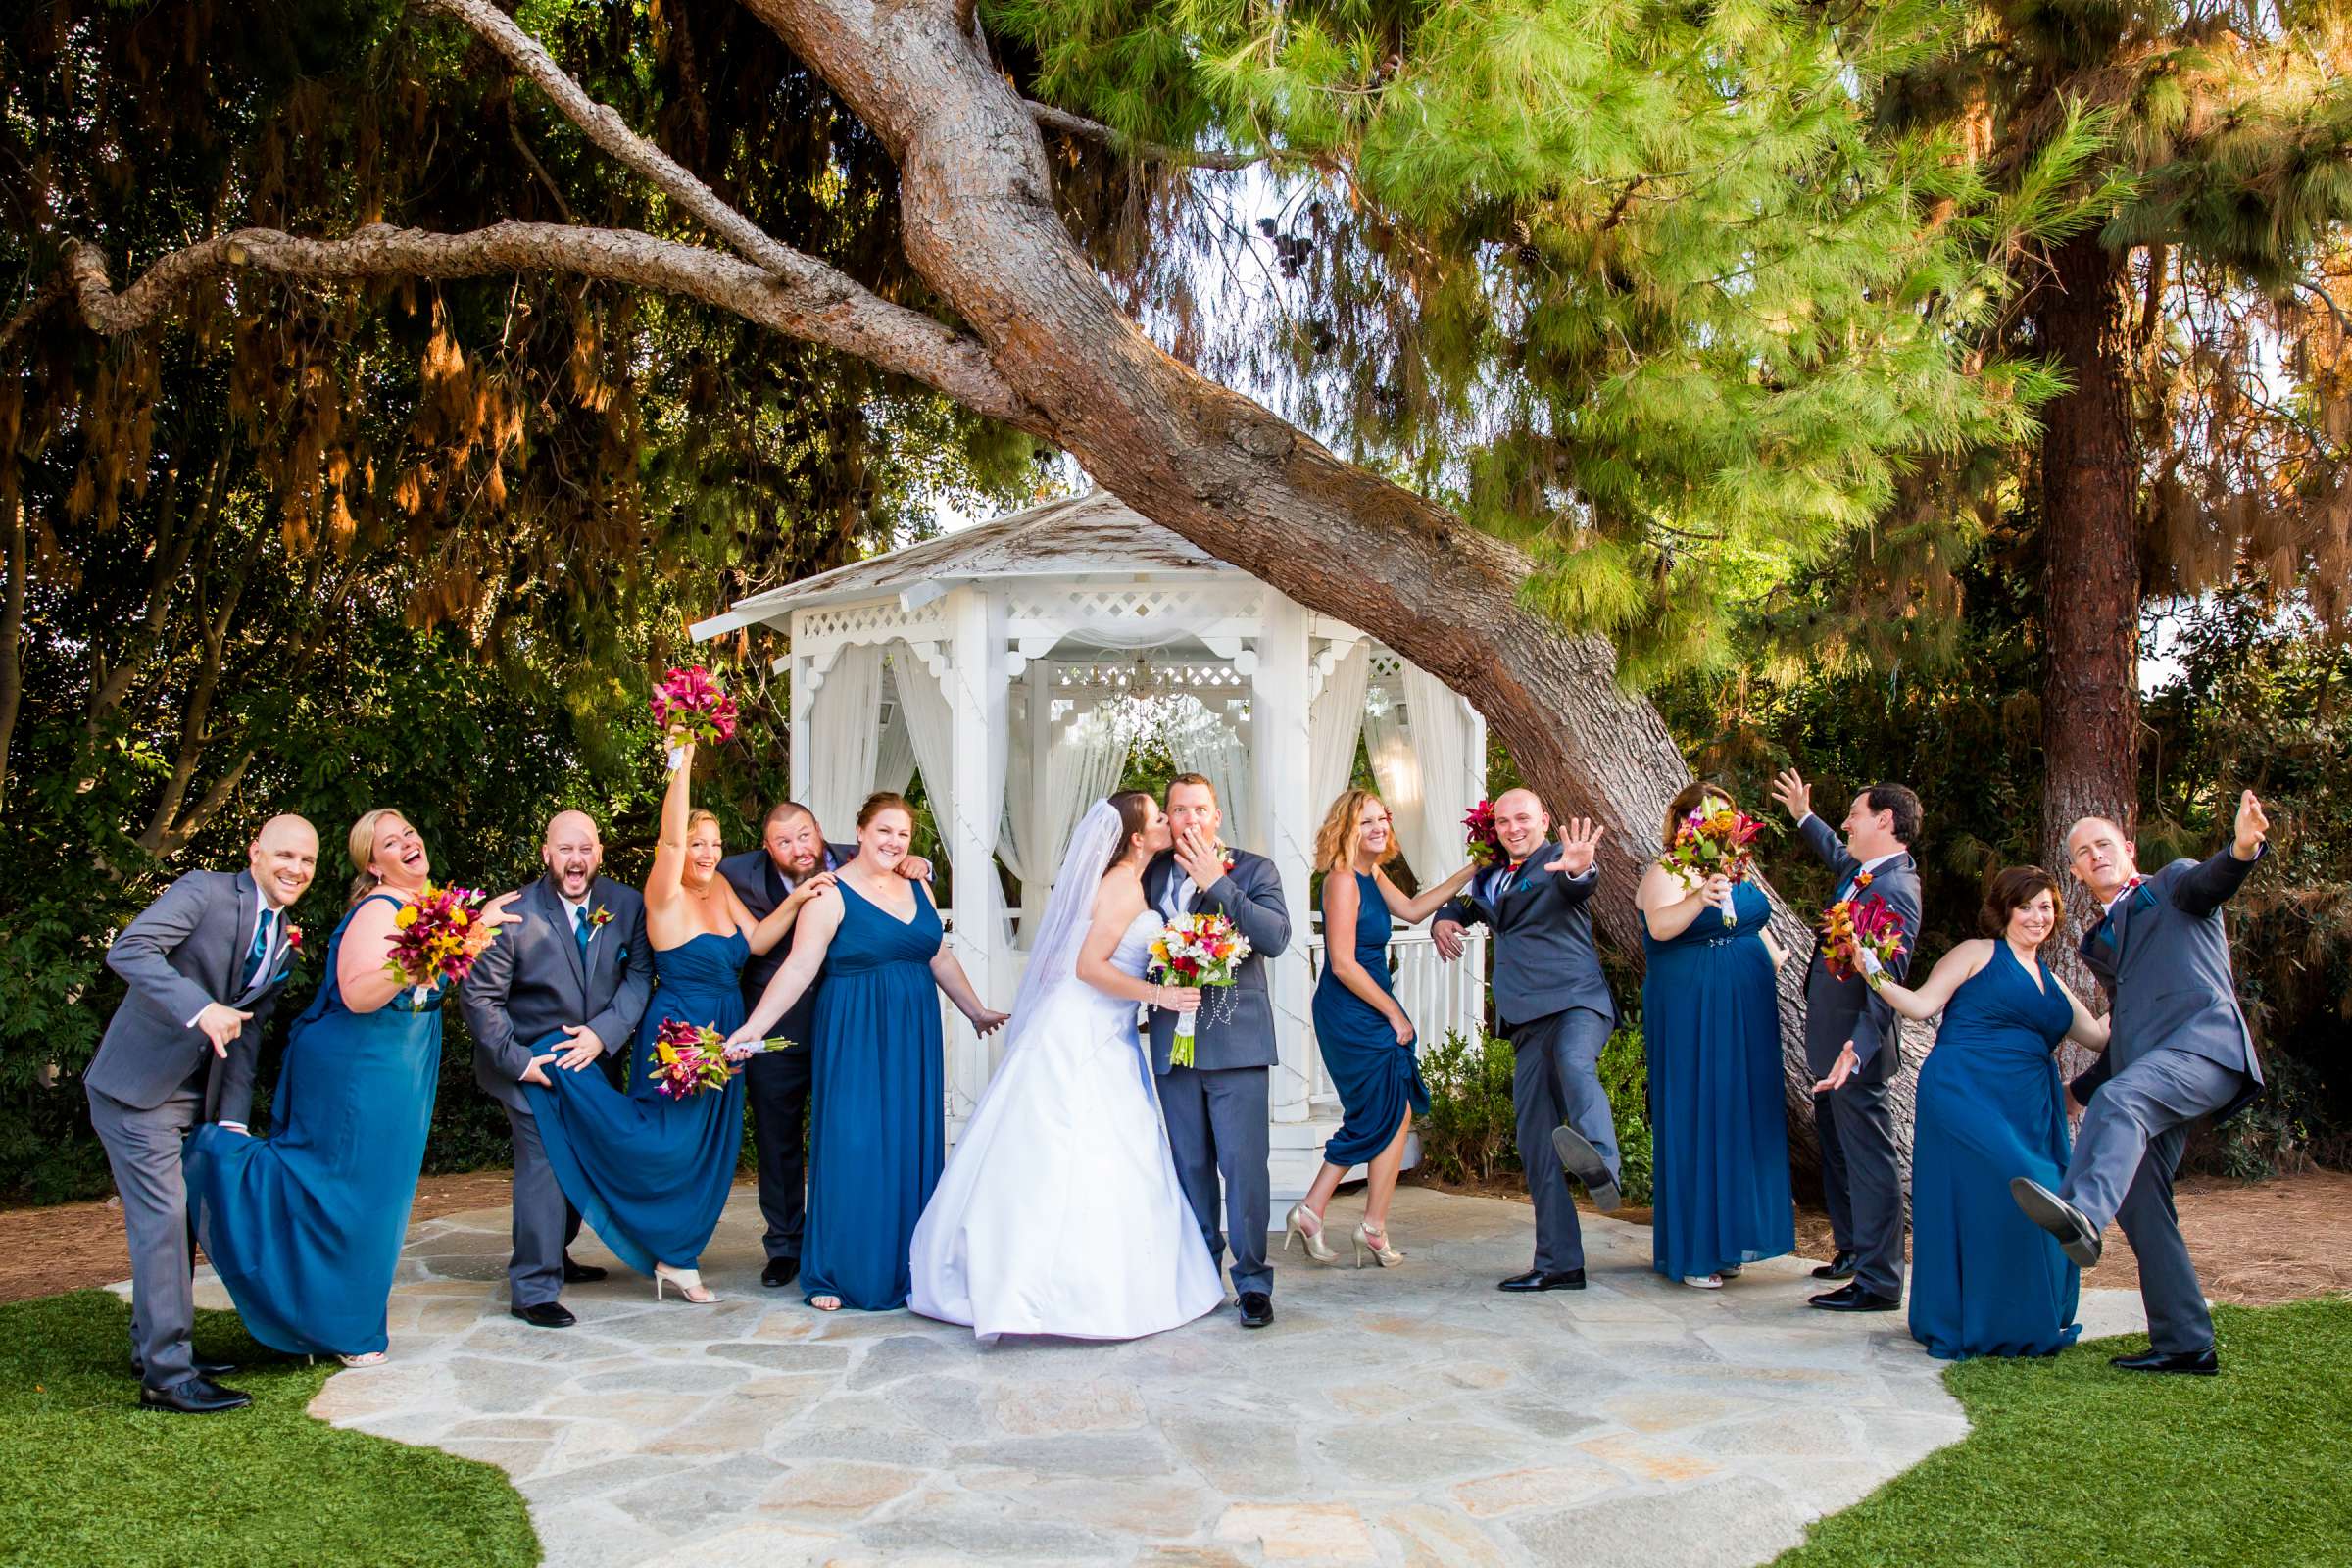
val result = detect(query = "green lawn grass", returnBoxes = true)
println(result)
[0,1290,537,1568]
[1777,1298,2352,1566]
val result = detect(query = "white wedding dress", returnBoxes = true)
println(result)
[908,904,1225,1340]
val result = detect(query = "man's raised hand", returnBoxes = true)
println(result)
[1769,768,1811,823]
[1174,828,1226,890]
[2233,790,2270,860]
[1549,818,1604,877]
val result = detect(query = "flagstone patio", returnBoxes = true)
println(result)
[185,1186,2150,1567]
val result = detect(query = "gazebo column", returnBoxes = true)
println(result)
[1252,598,1315,1132]
[943,587,1007,1132]
[786,620,811,806]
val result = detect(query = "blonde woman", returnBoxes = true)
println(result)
[186,809,520,1366]
[1287,789,1476,1267]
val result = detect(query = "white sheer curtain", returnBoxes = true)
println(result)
[804,641,884,838]
[998,682,1033,883]
[1361,670,1433,877]
[1401,662,1480,884]
[874,687,917,797]
[1307,641,1371,825]
[1041,706,1134,874]
[891,639,1013,946]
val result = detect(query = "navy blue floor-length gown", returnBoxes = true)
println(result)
[527,929,749,1278]
[1642,880,1794,1280]
[186,893,440,1357]
[1909,942,2082,1359]
[1311,870,1430,1167]
[802,878,947,1310]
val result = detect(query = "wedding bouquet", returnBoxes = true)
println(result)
[383,883,501,1002]
[646,1018,794,1101]
[651,664,740,747]
[1820,873,1906,983]
[1659,802,1766,926]
[1462,800,1504,867]
[1148,911,1252,1068]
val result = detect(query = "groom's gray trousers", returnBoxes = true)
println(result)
[1159,1063,1271,1298]
[2062,1050,2245,1354]
[88,1082,203,1389]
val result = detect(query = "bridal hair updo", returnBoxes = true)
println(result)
[856,791,914,832]
[1105,790,1156,878]
[345,807,411,909]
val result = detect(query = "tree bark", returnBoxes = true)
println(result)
[0,499,25,817]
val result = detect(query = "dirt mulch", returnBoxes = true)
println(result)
[1409,1166,2352,1307]
[8,1165,2347,1308]
[0,1170,517,1305]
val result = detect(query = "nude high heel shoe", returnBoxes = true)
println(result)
[1353,1220,1404,1268]
[1284,1202,1338,1264]
[654,1263,715,1304]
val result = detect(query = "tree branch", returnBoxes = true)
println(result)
[1024,100,1281,172]
[65,221,1033,424]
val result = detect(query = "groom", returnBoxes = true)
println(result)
[461,810,654,1329]
[1770,768,1923,1314]
[1433,788,1618,1293]
[2010,793,2269,1375]
[86,813,317,1413]
[1144,774,1291,1329]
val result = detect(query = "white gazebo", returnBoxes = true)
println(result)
[691,491,1490,1200]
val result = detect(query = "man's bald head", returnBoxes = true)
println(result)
[2064,814,2138,904]
[543,810,605,899]
[1492,788,1552,858]
[249,813,319,909]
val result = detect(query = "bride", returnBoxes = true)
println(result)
[909,791,1225,1340]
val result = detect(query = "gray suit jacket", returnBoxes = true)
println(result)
[1440,842,1614,1030]
[1796,815,1921,1082]
[459,874,655,1112]
[1143,848,1292,1074]
[88,869,297,1124]
[2073,845,2267,1121]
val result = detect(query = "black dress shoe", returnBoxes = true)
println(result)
[2011,1177,2102,1267]
[1497,1269,1587,1292]
[1238,1292,1274,1328]
[761,1256,801,1289]
[511,1301,577,1329]
[1808,1283,1900,1312]
[2111,1347,2218,1376]
[562,1253,608,1285]
[1810,1250,1857,1281]
[139,1376,252,1414]
[1549,1127,1621,1211]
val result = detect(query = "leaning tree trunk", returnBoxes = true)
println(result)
[2034,229,2141,1077]
[745,0,1900,1163]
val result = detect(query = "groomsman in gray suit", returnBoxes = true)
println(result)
[1771,769,1924,1313]
[1144,774,1291,1329]
[2012,792,2270,1375]
[86,813,318,1413]
[460,810,653,1328]
[1434,789,1618,1293]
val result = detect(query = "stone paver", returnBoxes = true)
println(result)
[159,1185,2151,1565]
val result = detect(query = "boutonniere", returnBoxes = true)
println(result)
[589,906,614,930]
[284,924,304,951]
[1220,848,1237,875]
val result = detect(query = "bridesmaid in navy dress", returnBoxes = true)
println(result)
[1289,788,1474,1267]
[187,809,521,1364]
[526,738,803,1303]
[1638,783,1795,1288]
[729,792,1006,1311]
[1868,866,2111,1358]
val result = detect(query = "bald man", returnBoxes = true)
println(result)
[461,811,654,1328]
[89,813,318,1413]
[1434,788,1619,1293]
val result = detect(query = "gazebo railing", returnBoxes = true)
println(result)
[1302,925,1490,1106]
